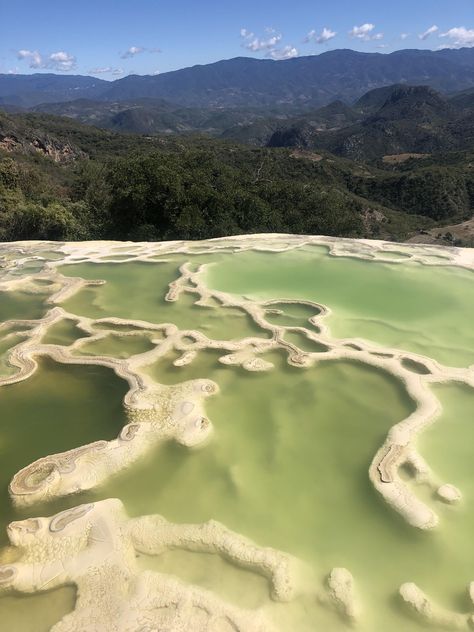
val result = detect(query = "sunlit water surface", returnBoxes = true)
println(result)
[0,244,472,631]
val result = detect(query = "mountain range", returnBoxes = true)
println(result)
[3,83,471,163]
[265,84,474,160]
[2,47,474,109]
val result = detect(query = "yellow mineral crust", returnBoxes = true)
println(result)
[9,375,217,506]
[0,498,306,631]
[318,567,361,624]
[400,582,474,630]
[129,515,306,603]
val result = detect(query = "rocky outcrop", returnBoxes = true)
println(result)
[0,111,86,162]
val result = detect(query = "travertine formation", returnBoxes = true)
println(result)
[9,373,217,506]
[0,234,473,630]
[319,568,361,624]
[1,238,472,530]
[0,499,285,631]
[129,514,303,603]
[399,582,474,630]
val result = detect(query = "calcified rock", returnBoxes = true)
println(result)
[399,582,474,630]
[9,378,217,506]
[469,582,474,605]
[319,567,361,624]
[129,514,305,603]
[436,483,462,504]
[0,498,310,631]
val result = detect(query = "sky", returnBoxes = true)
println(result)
[1,0,473,79]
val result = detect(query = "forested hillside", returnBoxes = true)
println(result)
[1,107,473,245]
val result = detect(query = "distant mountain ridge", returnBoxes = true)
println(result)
[1,82,471,162]
[2,48,474,108]
[266,84,474,160]
[0,74,108,107]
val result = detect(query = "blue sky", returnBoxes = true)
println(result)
[1,0,473,79]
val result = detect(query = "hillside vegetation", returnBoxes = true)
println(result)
[1,93,473,245]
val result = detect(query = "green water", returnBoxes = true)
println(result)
[0,588,76,632]
[378,250,411,260]
[0,291,47,322]
[401,358,432,375]
[59,261,269,341]
[0,244,473,631]
[69,349,468,632]
[0,334,26,376]
[92,322,151,332]
[264,301,321,329]
[205,250,474,367]
[0,358,128,539]
[103,352,474,632]
[138,548,270,610]
[73,333,155,358]
[37,250,66,261]
[99,254,137,261]
[1,348,472,630]
[283,330,328,352]
[0,358,129,630]
[41,318,86,346]
[416,383,474,595]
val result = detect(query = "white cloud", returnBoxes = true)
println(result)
[119,45,161,59]
[419,25,439,40]
[305,27,337,44]
[90,67,122,75]
[88,66,124,76]
[267,45,298,60]
[349,23,383,42]
[317,27,337,44]
[246,33,282,51]
[16,49,76,71]
[152,69,160,75]
[240,26,297,59]
[240,26,283,51]
[50,51,70,62]
[48,50,76,71]
[120,46,145,59]
[240,28,254,39]
[88,66,113,74]
[400,33,409,40]
[349,23,374,40]
[440,26,474,48]
[17,49,42,68]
